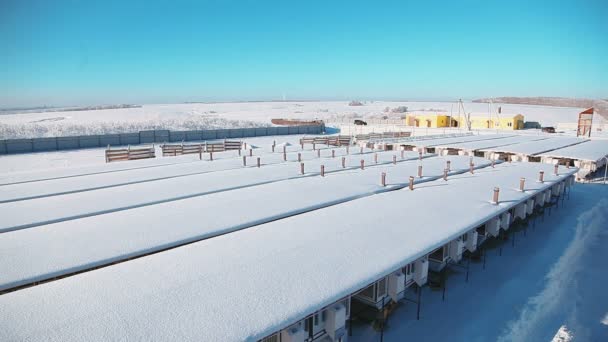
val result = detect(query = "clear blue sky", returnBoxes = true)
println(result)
[1,0,606,107]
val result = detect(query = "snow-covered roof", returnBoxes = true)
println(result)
[479,137,586,155]
[0,162,576,341]
[400,133,515,148]
[0,146,395,204]
[0,155,488,291]
[436,135,548,151]
[0,149,427,232]
[538,139,608,162]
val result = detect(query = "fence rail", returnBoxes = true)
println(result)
[105,146,156,163]
[0,125,324,155]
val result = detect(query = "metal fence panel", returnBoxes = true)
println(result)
[202,130,217,140]
[277,127,289,135]
[169,131,187,142]
[226,128,241,138]
[0,141,6,154]
[56,137,80,150]
[79,135,100,148]
[119,133,140,145]
[155,130,170,143]
[215,129,228,139]
[33,137,58,152]
[6,139,33,153]
[99,134,121,147]
[139,130,155,144]
[255,127,267,136]
[186,130,203,141]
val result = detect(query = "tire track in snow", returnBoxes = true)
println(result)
[497,198,608,342]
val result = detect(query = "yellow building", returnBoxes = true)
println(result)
[405,114,524,130]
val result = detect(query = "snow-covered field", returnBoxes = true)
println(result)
[0,101,590,139]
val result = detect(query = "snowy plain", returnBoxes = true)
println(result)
[0,101,592,139]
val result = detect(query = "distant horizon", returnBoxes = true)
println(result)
[2,0,606,107]
[2,95,606,113]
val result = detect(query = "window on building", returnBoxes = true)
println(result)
[377,278,387,298]
[321,310,326,322]
[359,284,374,300]
[314,314,319,326]
[261,334,279,342]
[411,262,416,273]
[462,233,468,242]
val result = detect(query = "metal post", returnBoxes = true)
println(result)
[361,159,364,170]
[446,160,451,172]
[409,176,414,190]
[210,152,213,161]
[374,153,378,164]
[539,171,544,183]
[298,153,301,162]
[393,155,396,165]
[249,149,253,157]
[381,172,386,186]
[313,143,316,150]
[604,157,608,184]
[442,270,447,301]
[380,296,385,342]
[342,157,346,168]
[346,145,349,154]
[317,149,320,158]
[492,187,500,204]
[321,165,325,177]
[519,177,525,191]
[416,286,422,320]
[443,168,448,181]
[332,150,335,158]
[283,151,287,161]
[256,157,260,168]
[243,156,246,166]
[418,165,423,178]
[300,162,304,175]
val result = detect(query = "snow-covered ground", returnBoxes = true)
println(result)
[0,101,590,139]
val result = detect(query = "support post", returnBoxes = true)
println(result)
[342,157,346,168]
[257,157,260,168]
[300,162,304,175]
[409,176,414,190]
[243,156,246,166]
[393,155,396,165]
[381,172,386,186]
[360,159,365,170]
[321,165,325,177]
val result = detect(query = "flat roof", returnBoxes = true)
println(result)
[436,135,548,151]
[0,146,395,204]
[0,155,488,291]
[0,163,576,341]
[0,149,425,233]
[538,139,608,162]
[398,133,515,148]
[479,136,586,155]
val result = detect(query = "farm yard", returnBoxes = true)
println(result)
[0,129,606,341]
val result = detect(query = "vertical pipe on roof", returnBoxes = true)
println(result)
[492,187,500,204]
[409,176,415,190]
[519,177,525,191]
